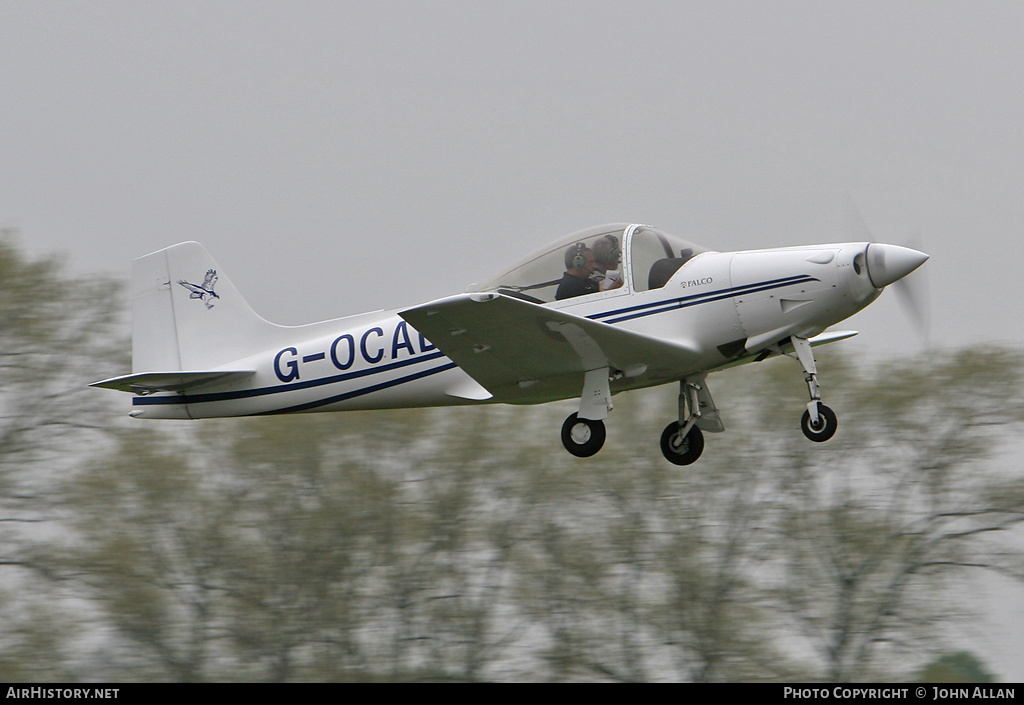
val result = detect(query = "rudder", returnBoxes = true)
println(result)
[132,242,281,373]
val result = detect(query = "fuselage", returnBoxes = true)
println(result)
[130,238,884,420]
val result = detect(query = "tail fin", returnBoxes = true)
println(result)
[132,241,280,372]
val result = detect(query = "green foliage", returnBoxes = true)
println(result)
[0,230,129,681]
[0,229,127,480]
[918,651,995,683]
[48,353,1024,680]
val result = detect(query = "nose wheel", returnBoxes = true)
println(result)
[561,413,606,457]
[801,402,837,442]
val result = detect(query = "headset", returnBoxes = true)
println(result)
[601,234,620,263]
[570,242,588,270]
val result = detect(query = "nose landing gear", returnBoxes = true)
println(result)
[790,335,838,443]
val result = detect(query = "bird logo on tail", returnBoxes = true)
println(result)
[178,269,220,309]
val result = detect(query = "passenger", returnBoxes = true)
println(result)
[555,243,600,300]
[592,234,623,291]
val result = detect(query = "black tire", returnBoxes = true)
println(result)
[561,413,606,458]
[660,422,705,466]
[801,403,838,442]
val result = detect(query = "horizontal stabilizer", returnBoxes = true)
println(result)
[90,370,255,395]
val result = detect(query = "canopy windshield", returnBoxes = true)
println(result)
[473,224,711,303]
[629,226,712,292]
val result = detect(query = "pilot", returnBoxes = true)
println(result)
[555,243,600,300]
[592,234,623,291]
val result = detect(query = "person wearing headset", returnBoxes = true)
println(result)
[555,243,600,300]
[592,234,623,291]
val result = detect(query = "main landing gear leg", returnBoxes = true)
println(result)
[561,367,612,458]
[790,336,838,442]
[659,378,706,465]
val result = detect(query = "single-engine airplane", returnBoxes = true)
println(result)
[92,223,928,464]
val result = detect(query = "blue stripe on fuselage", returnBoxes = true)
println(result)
[256,361,459,415]
[587,274,819,324]
[133,350,449,407]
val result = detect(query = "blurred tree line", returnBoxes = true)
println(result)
[2,233,1023,682]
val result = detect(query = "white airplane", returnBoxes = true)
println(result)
[92,223,928,464]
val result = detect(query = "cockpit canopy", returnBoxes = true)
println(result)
[472,224,711,303]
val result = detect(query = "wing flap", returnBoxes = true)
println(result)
[400,293,699,403]
[90,370,255,395]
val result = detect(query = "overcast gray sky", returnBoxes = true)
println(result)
[3,0,1024,678]
[2,1,1022,358]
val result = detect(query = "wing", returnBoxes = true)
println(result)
[399,293,700,404]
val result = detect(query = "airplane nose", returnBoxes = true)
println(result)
[865,243,929,288]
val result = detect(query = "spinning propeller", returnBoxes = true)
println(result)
[845,201,930,344]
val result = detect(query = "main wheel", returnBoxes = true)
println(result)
[561,413,606,458]
[801,403,838,442]
[660,422,704,466]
